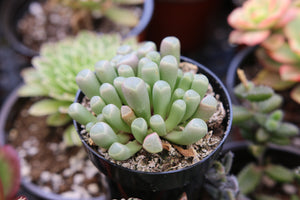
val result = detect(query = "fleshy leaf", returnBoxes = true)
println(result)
[237,163,262,195]
[29,99,71,116]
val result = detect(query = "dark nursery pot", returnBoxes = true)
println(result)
[0,85,111,200]
[73,56,233,200]
[0,0,154,57]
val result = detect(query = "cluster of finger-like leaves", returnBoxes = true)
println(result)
[69,36,218,161]
[233,80,299,146]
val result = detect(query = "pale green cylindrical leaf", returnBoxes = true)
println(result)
[121,105,136,126]
[159,55,179,91]
[160,36,180,64]
[146,51,161,66]
[97,114,105,122]
[273,122,299,137]
[108,140,142,161]
[76,69,101,99]
[68,103,97,125]
[193,95,218,122]
[118,64,135,77]
[113,77,128,105]
[167,88,185,114]
[117,45,133,55]
[99,83,122,108]
[152,80,171,119]
[165,99,186,132]
[110,55,123,69]
[90,96,106,115]
[175,69,183,89]
[141,61,160,88]
[143,132,163,153]
[165,118,207,145]
[131,118,148,143]
[149,115,167,136]
[117,53,139,75]
[137,57,151,77]
[102,104,131,132]
[178,72,194,91]
[191,74,209,98]
[94,60,117,84]
[63,125,82,146]
[137,41,157,58]
[181,89,201,122]
[90,122,118,149]
[122,77,151,121]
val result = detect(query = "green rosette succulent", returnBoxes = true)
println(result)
[18,31,138,146]
[69,36,220,161]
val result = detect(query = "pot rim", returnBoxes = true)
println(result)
[0,84,110,200]
[73,55,233,175]
[0,0,154,57]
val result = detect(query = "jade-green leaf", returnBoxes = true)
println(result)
[29,99,70,116]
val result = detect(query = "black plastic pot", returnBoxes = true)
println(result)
[0,0,154,57]
[0,85,111,200]
[73,56,233,200]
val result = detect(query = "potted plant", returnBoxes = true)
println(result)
[226,0,300,130]
[0,145,21,200]
[68,36,233,199]
[0,31,138,199]
[224,69,300,199]
[0,0,154,57]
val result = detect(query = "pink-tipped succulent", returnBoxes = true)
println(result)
[228,0,294,46]
[228,0,300,104]
[0,145,21,200]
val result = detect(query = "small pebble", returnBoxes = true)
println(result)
[87,183,99,195]
[40,171,51,183]
[73,173,85,185]
[283,183,297,195]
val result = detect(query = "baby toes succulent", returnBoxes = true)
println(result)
[69,36,220,161]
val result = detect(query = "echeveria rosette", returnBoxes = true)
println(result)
[228,0,292,46]
[69,36,220,161]
[18,31,138,146]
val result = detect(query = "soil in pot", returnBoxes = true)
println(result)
[6,97,109,199]
[16,0,144,53]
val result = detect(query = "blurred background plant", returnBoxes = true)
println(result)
[0,145,20,200]
[227,0,300,104]
[54,0,144,29]
[231,69,300,199]
[18,31,138,146]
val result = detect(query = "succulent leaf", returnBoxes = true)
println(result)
[192,95,218,122]
[76,69,101,99]
[102,104,131,132]
[165,118,207,145]
[122,77,151,121]
[159,55,179,91]
[191,74,209,98]
[90,122,119,149]
[265,164,294,183]
[165,99,186,132]
[100,83,123,108]
[160,36,180,64]
[108,140,142,161]
[143,132,163,153]
[152,80,171,119]
[131,118,148,143]
[90,96,106,115]
[237,163,262,195]
[68,103,97,125]
[149,114,167,136]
